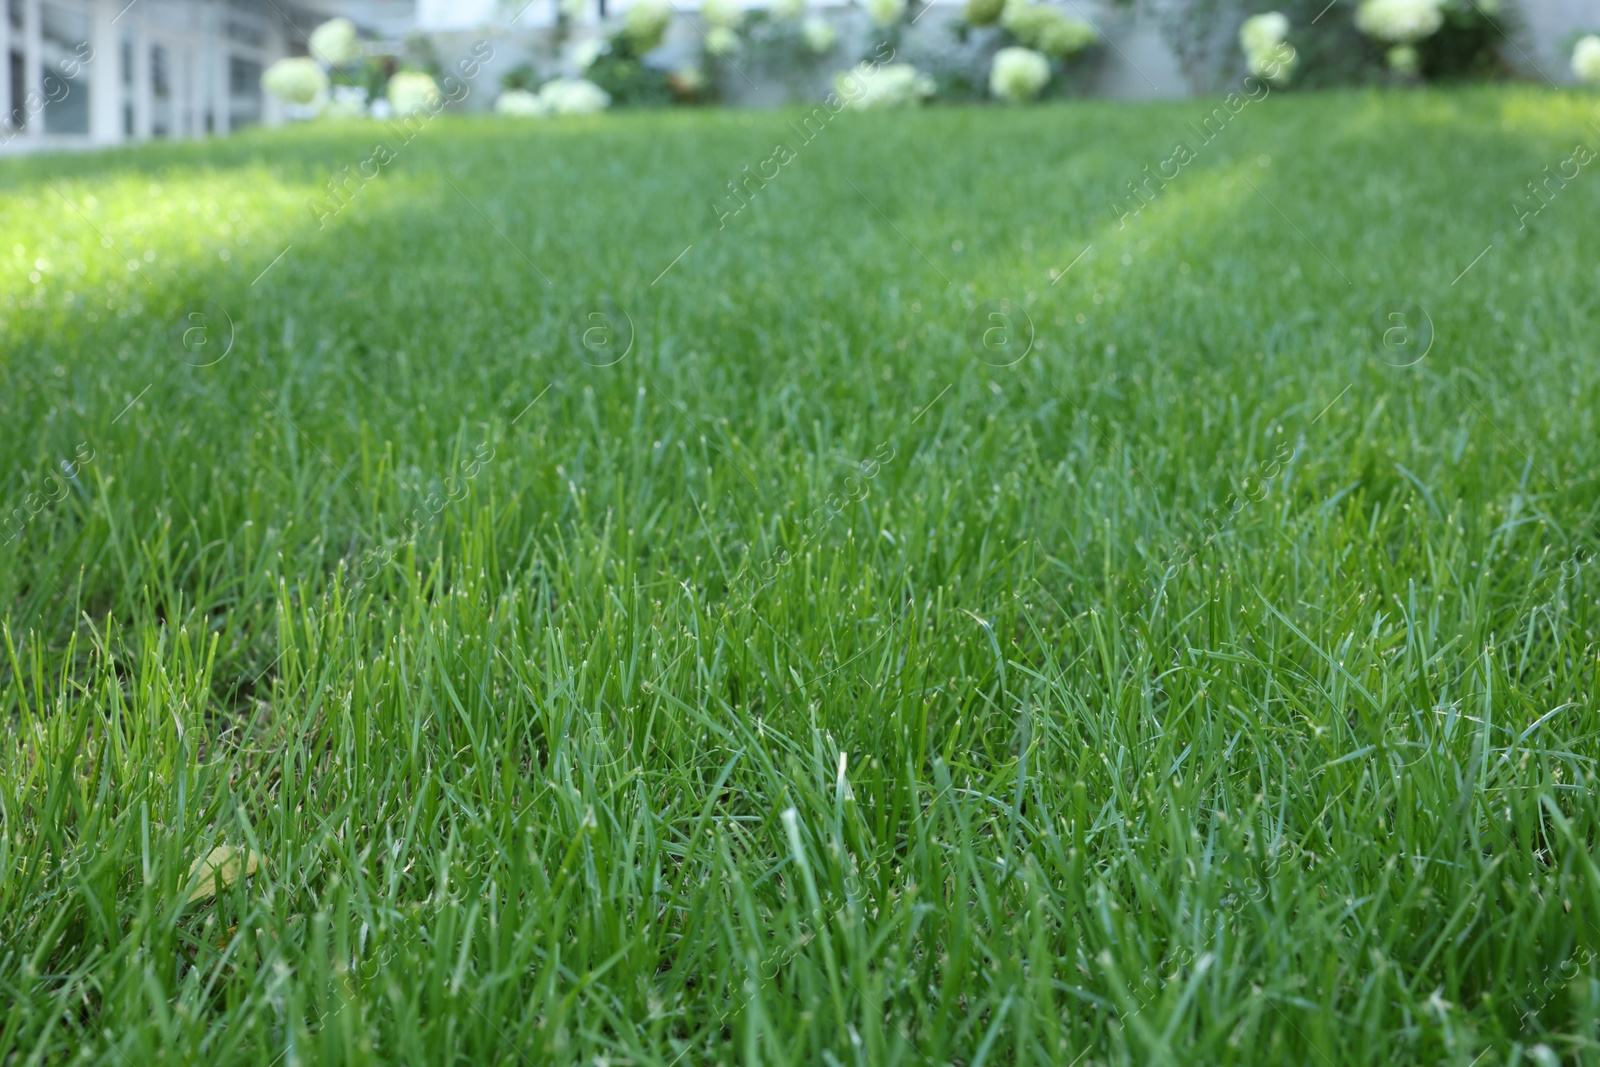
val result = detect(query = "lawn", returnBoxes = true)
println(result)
[3,86,1600,1066]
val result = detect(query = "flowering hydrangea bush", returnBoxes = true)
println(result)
[308,17,360,67]
[703,0,842,102]
[495,88,547,116]
[834,62,935,108]
[262,57,328,107]
[493,79,611,117]
[701,0,742,28]
[950,0,1098,103]
[582,0,682,108]
[801,17,837,53]
[867,0,908,27]
[1354,0,1444,44]
[706,25,742,54]
[990,46,1051,100]
[571,37,611,72]
[1346,0,1510,77]
[540,78,612,115]
[965,0,1005,26]
[388,71,441,115]
[1239,12,1296,84]
[1221,0,1512,88]
[1386,43,1420,72]
[324,84,370,119]
[999,2,1096,58]
[624,0,673,53]
[1574,35,1600,86]
[262,18,376,119]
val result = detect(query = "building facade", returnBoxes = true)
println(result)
[0,0,298,151]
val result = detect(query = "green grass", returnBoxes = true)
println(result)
[3,85,1600,1066]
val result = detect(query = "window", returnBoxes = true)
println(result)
[228,55,260,96]
[229,55,261,129]
[8,49,22,131]
[151,44,170,136]
[41,3,91,135]
[152,45,169,97]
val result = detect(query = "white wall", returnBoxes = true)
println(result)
[417,0,499,31]
[1517,0,1592,83]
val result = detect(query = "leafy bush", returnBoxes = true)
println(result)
[1414,1,1520,81]
[941,0,1104,103]
[585,52,678,108]
[1148,0,1521,92]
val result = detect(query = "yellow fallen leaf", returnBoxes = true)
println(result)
[187,846,262,903]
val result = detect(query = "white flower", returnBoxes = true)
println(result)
[625,0,673,51]
[706,24,742,53]
[1000,2,1095,57]
[1248,41,1296,82]
[1240,13,1295,84]
[1573,35,1600,87]
[309,17,361,67]
[834,62,934,108]
[867,0,907,26]
[261,57,328,106]
[324,84,369,118]
[539,77,611,114]
[571,36,611,70]
[388,71,441,115]
[1354,0,1444,44]
[701,0,741,27]
[989,46,1050,102]
[496,88,549,116]
[965,0,1005,26]
[802,16,837,52]
[772,0,805,18]
[1386,43,1420,73]
[1239,12,1288,56]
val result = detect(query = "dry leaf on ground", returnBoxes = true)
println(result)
[187,846,262,903]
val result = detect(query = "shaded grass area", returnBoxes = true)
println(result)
[3,87,1600,1065]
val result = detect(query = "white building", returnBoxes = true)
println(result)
[0,0,418,151]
